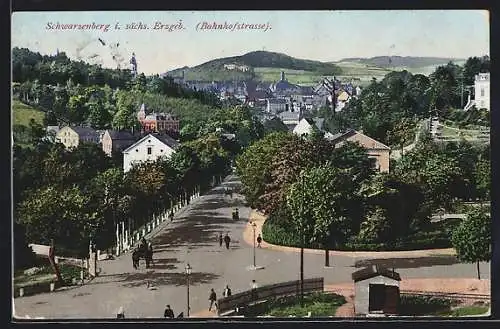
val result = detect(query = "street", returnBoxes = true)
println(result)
[13,175,490,319]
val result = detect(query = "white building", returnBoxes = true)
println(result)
[292,118,323,137]
[266,98,288,114]
[474,72,490,110]
[122,133,179,173]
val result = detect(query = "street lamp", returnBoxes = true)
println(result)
[185,263,192,318]
[251,222,257,268]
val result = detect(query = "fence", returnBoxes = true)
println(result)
[401,290,490,301]
[217,277,324,315]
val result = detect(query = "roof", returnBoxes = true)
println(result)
[68,126,99,139]
[123,133,180,153]
[267,98,287,104]
[278,111,301,121]
[326,129,391,150]
[107,130,136,141]
[352,266,401,282]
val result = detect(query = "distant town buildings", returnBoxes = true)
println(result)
[223,63,251,72]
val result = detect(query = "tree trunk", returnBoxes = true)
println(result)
[48,241,64,285]
[324,249,330,267]
[477,261,481,280]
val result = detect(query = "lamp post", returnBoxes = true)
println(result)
[251,222,257,268]
[185,263,192,318]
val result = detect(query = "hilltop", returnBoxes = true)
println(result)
[166,51,342,82]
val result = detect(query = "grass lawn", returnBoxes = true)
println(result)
[12,100,44,127]
[262,292,346,317]
[14,263,84,288]
[435,305,489,317]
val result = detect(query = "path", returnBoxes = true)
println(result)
[13,175,490,319]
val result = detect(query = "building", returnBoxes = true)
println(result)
[137,103,180,136]
[56,126,100,149]
[122,133,179,173]
[130,53,138,77]
[101,130,138,156]
[292,117,324,137]
[352,266,401,316]
[474,72,490,110]
[326,129,391,173]
[278,110,302,130]
[266,98,288,114]
[464,72,490,111]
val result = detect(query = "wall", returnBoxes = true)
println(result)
[56,127,79,149]
[354,275,399,315]
[123,135,176,172]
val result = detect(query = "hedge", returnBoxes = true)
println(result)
[262,220,453,251]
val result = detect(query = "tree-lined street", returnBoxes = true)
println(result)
[13,175,490,319]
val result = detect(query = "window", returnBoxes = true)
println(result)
[481,88,485,97]
[147,147,152,155]
[136,149,139,152]
[160,149,164,152]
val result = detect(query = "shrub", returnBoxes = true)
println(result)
[399,294,454,316]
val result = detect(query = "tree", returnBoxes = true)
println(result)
[17,185,97,257]
[386,117,415,155]
[474,159,490,201]
[451,208,491,279]
[236,132,295,210]
[285,166,358,265]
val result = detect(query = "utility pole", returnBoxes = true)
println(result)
[300,173,305,307]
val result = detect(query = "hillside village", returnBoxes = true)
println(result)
[12,45,491,319]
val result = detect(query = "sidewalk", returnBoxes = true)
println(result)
[243,210,456,259]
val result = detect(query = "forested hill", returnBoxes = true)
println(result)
[166,50,342,79]
[337,56,465,68]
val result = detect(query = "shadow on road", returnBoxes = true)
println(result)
[355,256,460,269]
[121,270,220,288]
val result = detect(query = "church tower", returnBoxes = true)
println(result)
[130,52,138,77]
[137,103,146,121]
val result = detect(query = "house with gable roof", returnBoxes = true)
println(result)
[122,133,180,173]
[55,126,100,149]
[101,129,138,156]
[326,129,391,173]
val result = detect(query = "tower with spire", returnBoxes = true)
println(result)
[130,52,138,77]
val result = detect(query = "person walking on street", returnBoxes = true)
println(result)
[223,285,232,297]
[169,211,174,222]
[164,305,174,318]
[218,232,223,247]
[257,234,262,248]
[116,306,125,319]
[224,233,231,250]
[209,288,217,311]
[251,280,258,301]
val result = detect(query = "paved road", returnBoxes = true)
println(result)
[13,175,490,319]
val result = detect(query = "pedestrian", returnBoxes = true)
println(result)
[209,288,217,311]
[257,234,262,248]
[132,248,139,269]
[116,306,125,319]
[164,304,174,318]
[169,211,174,222]
[251,280,258,301]
[218,232,223,247]
[224,233,231,249]
[223,285,232,297]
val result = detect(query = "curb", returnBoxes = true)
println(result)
[243,210,457,259]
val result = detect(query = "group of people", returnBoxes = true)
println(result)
[132,237,154,269]
[218,232,232,249]
[208,284,232,312]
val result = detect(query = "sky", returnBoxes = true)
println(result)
[11,10,490,75]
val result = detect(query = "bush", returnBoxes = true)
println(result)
[399,294,455,316]
[245,292,346,317]
[262,218,303,248]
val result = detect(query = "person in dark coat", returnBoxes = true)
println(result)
[164,305,174,318]
[224,233,231,249]
[257,234,262,248]
[223,285,232,297]
[209,288,217,311]
[169,211,174,222]
[132,248,140,269]
[218,232,223,247]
